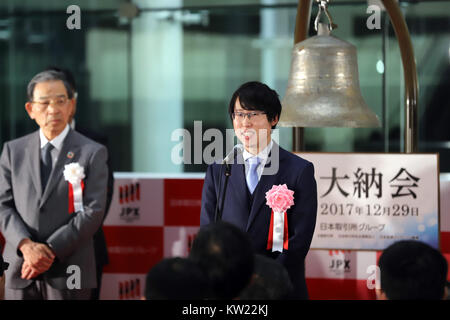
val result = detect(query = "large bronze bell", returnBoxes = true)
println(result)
[279,24,380,128]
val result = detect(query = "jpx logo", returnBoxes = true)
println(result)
[119,183,140,204]
[119,278,141,300]
[328,250,351,275]
[119,183,141,222]
[120,207,140,222]
[329,259,351,272]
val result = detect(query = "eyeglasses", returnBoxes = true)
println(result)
[232,111,266,121]
[30,96,70,111]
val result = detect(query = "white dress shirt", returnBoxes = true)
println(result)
[242,140,273,183]
[39,124,70,168]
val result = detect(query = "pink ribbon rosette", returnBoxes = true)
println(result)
[265,184,294,252]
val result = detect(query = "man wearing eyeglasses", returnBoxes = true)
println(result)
[200,81,318,299]
[0,70,108,299]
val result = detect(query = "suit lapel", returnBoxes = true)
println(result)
[27,131,43,196]
[245,144,284,231]
[40,130,79,207]
[227,155,249,218]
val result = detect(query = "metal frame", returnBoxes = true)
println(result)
[292,0,418,153]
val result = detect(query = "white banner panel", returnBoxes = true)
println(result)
[164,226,200,257]
[297,153,440,250]
[305,250,377,280]
[104,178,164,226]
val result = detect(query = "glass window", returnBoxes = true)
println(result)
[0,0,449,172]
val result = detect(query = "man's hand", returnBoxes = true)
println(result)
[20,261,41,280]
[18,239,55,279]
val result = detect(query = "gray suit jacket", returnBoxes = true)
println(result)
[0,129,108,290]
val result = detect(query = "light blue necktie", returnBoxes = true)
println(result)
[246,157,260,194]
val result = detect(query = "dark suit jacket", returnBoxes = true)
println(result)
[200,144,317,299]
[0,129,108,289]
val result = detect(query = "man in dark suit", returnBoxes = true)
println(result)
[200,81,317,299]
[0,70,108,299]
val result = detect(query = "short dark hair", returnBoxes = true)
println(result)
[145,257,210,300]
[189,221,254,299]
[27,70,74,101]
[379,240,448,300]
[228,81,282,129]
[238,254,294,300]
[45,66,77,94]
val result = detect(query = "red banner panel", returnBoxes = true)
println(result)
[103,226,163,274]
[307,278,376,300]
[441,231,450,254]
[164,179,203,226]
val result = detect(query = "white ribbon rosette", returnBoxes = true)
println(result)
[265,184,295,252]
[63,162,85,213]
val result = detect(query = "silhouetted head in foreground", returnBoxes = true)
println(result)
[145,257,210,300]
[238,254,293,300]
[377,240,448,300]
[189,221,254,299]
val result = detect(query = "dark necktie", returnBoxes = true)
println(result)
[40,143,54,191]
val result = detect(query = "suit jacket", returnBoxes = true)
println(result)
[75,126,114,268]
[0,129,108,290]
[200,144,317,299]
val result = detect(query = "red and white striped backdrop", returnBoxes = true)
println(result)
[0,172,448,300]
[100,174,203,300]
[99,173,450,300]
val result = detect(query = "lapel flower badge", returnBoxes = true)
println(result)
[265,184,294,252]
[63,162,85,214]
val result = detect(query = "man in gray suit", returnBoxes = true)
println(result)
[0,70,108,300]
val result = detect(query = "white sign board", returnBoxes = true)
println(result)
[297,153,440,250]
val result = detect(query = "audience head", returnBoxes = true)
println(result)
[378,240,448,300]
[238,254,293,300]
[189,221,254,299]
[144,257,210,300]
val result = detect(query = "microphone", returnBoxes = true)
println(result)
[215,144,243,222]
[222,144,244,164]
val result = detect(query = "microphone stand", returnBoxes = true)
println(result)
[214,158,232,222]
